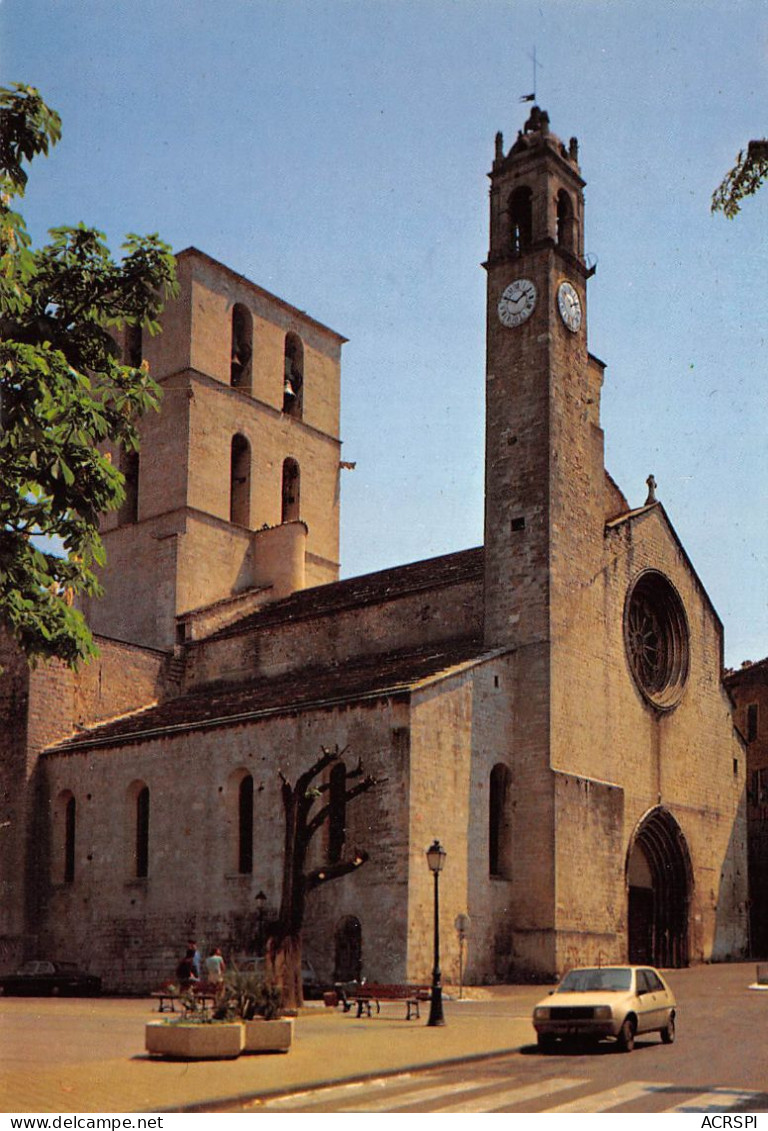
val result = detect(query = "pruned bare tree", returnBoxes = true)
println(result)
[265,744,380,1009]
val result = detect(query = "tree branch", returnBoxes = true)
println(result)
[304,849,370,893]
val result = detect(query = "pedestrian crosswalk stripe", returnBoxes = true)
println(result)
[257,1073,498,1111]
[432,1077,588,1114]
[333,1075,537,1113]
[256,1078,384,1109]
[547,1080,658,1113]
[669,1088,763,1113]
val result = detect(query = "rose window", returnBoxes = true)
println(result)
[624,571,689,710]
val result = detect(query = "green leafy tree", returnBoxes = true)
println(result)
[0,84,177,666]
[712,139,768,217]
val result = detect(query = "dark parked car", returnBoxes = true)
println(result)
[0,960,102,997]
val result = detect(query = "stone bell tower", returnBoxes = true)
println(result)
[483,106,607,653]
[481,108,611,975]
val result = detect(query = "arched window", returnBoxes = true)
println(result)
[230,434,251,526]
[281,458,300,523]
[63,794,76,883]
[135,785,150,878]
[508,187,533,254]
[328,762,347,864]
[238,774,254,875]
[489,763,512,878]
[230,304,253,389]
[283,333,304,418]
[118,449,140,525]
[557,189,576,253]
[53,790,77,884]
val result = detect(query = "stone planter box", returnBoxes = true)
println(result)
[242,1017,294,1053]
[145,1020,244,1060]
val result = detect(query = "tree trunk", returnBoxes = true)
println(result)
[266,931,303,1011]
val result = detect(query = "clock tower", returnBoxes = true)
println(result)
[483,106,607,653]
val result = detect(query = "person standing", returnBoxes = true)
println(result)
[205,947,226,984]
[188,940,201,979]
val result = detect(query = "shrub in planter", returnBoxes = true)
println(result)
[145,981,244,1060]
[224,970,293,1054]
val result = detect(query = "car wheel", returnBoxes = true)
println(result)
[661,1015,675,1044]
[617,1016,636,1052]
[537,1033,556,1052]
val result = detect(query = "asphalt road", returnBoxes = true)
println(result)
[232,962,768,1113]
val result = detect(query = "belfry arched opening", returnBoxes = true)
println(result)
[627,808,692,968]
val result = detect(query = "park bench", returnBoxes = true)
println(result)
[151,980,220,1014]
[352,983,431,1020]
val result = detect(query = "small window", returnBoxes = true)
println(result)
[281,458,300,523]
[283,333,304,418]
[508,187,533,253]
[231,304,253,389]
[747,703,758,742]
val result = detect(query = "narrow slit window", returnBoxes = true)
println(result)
[283,333,304,418]
[328,762,347,864]
[489,763,512,878]
[64,795,76,883]
[238,774,254,874]
[281,457,300,522]
[508,187,533,253]
[230,434,251,526]
[136,786,150,878]
[231,304,253,390]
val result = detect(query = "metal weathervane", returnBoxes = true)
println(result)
[519,45,542,102]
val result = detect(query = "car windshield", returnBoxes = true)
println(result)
[557,968,632,993]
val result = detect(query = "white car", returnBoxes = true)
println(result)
[532,965,677,1052]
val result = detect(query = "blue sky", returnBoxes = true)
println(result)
[4,0,766,668]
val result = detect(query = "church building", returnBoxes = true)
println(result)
[0,107,748,990]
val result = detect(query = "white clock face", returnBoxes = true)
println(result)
[498,278,537,328]
[557,281,582,332]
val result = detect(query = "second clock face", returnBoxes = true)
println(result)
[498,278,537,328]
[557,280,582,332]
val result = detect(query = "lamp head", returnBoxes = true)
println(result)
[426,839,446,874]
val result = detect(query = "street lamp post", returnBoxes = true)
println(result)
[426,839,446,1027]
[255,890,267,955]
[454,913,471,1000]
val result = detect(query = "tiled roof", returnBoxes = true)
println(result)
[47,635,487,754]
[204,546,484,640]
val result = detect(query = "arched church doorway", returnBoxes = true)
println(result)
[334,916,362,983]
[627,808,692,968]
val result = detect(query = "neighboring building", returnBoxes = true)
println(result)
[0,107,749,990]
[725,658,768,956]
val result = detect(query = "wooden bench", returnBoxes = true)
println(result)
[151,980,220,1014]
[352,983,431,1020]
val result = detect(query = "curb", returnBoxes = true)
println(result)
[166,1043,529,1113]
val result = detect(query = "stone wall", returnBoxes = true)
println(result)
[33,695,413,992]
